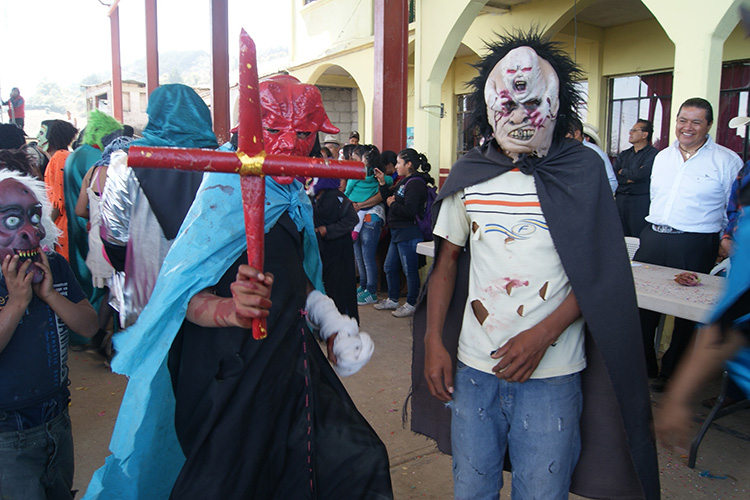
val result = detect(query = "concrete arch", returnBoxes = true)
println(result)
[289,54,374,141]
[640,0,743,127]
[414,0,488,162]
[462,0,600,57]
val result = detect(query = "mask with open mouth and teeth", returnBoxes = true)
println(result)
[485,46,560,160]
[0,172,59,284]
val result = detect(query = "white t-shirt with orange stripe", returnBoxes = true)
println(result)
[434,169,586,378]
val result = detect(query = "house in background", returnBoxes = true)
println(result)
[82,80,211,133]
[286,0,749,185]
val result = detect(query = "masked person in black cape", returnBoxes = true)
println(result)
[410,30,659,499]
[83,76,391,500]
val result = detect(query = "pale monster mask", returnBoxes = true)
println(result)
[36,124,49,153]
[484,46,560,160]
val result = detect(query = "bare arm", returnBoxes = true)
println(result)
[75,167,94,219]
[490,291,581,383]
[186,266,273,328]
[353,191,384,211]
[424,238,462,402]
[656,325,747,450]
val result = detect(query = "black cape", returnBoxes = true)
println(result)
[168,212,393,499]
[411,140,660,500]
[314,189,360,322]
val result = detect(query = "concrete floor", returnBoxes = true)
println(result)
[68,296,749,499]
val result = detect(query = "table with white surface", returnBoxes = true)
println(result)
[416,240,434,258]
[630,262,724,323]
[416,241,725,323]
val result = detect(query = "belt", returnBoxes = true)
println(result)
[652,224,684,234]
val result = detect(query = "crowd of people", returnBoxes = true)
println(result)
[0,29,748,500]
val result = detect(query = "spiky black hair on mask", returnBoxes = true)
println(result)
[468,28,584,144]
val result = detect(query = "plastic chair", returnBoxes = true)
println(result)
[688,370,750,468]
[710,258,731,277]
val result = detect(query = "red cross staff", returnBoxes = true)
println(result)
[128,30,365,340]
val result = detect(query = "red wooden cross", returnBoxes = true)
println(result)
[127,30,365,340]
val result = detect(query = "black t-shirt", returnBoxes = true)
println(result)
[0,252,86,411]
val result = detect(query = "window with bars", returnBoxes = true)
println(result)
[718,61,750,162]
[456,94,481,161]
[607,72,673,156]
[608,64,750,161]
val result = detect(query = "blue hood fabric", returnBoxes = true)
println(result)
[84,167,324,499]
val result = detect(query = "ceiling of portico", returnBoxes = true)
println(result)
[572,0,653,28]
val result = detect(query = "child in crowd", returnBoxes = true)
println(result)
[0,170,98,500]
[313,177,360,321]
[344,145,393,304]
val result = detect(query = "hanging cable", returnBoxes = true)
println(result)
[573,0,578,64]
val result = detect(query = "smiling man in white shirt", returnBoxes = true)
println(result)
[635,97,742,390]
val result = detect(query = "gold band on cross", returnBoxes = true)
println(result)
[237,150,266,176]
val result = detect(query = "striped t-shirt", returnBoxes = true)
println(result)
[434,169,586,378]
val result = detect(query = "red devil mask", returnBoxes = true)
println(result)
[259,75,339,183]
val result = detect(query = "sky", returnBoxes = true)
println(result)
[0,0,291,98]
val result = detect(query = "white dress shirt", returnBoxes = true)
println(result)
[583,140,617,193]
[646,135,742,233]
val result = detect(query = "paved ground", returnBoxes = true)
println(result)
[68,295,749,499]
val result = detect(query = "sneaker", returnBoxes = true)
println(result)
[357,291,377,305]
[374,298,399,310]
[356,286,364,295]
[392,303,416,317]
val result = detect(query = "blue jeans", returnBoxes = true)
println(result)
[384,237,421,305]
[450,362,582,500]
[353,217,382,294]
[0,408,75,500]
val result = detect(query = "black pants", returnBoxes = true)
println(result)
[634,226,720,378]
[616,192,650,237]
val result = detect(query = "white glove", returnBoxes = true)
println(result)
[305,290,374,376]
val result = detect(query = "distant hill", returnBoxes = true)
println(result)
[25,47,289,120]
[123,47,289,85]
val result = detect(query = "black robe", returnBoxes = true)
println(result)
[313,188,360,322]
[168,212,393,499]
[411,140,660,500]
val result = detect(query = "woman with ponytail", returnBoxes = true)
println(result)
[373,148,434,317]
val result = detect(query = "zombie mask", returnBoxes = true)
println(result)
[36,124,50,153]
[0,179,47,283]
[485,46,560,160]
[259,75,339,183]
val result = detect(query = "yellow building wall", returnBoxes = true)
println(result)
[291,0,374,66]
[289,0,748,170]
[724,22,750,61]
[602,19,674,76]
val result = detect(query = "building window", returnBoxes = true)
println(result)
[123,92,131,112]
[718,61,750,161]
[608,72,673,156]
[456,94,480,161]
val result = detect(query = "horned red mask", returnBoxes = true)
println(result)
[259,75,339,183]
